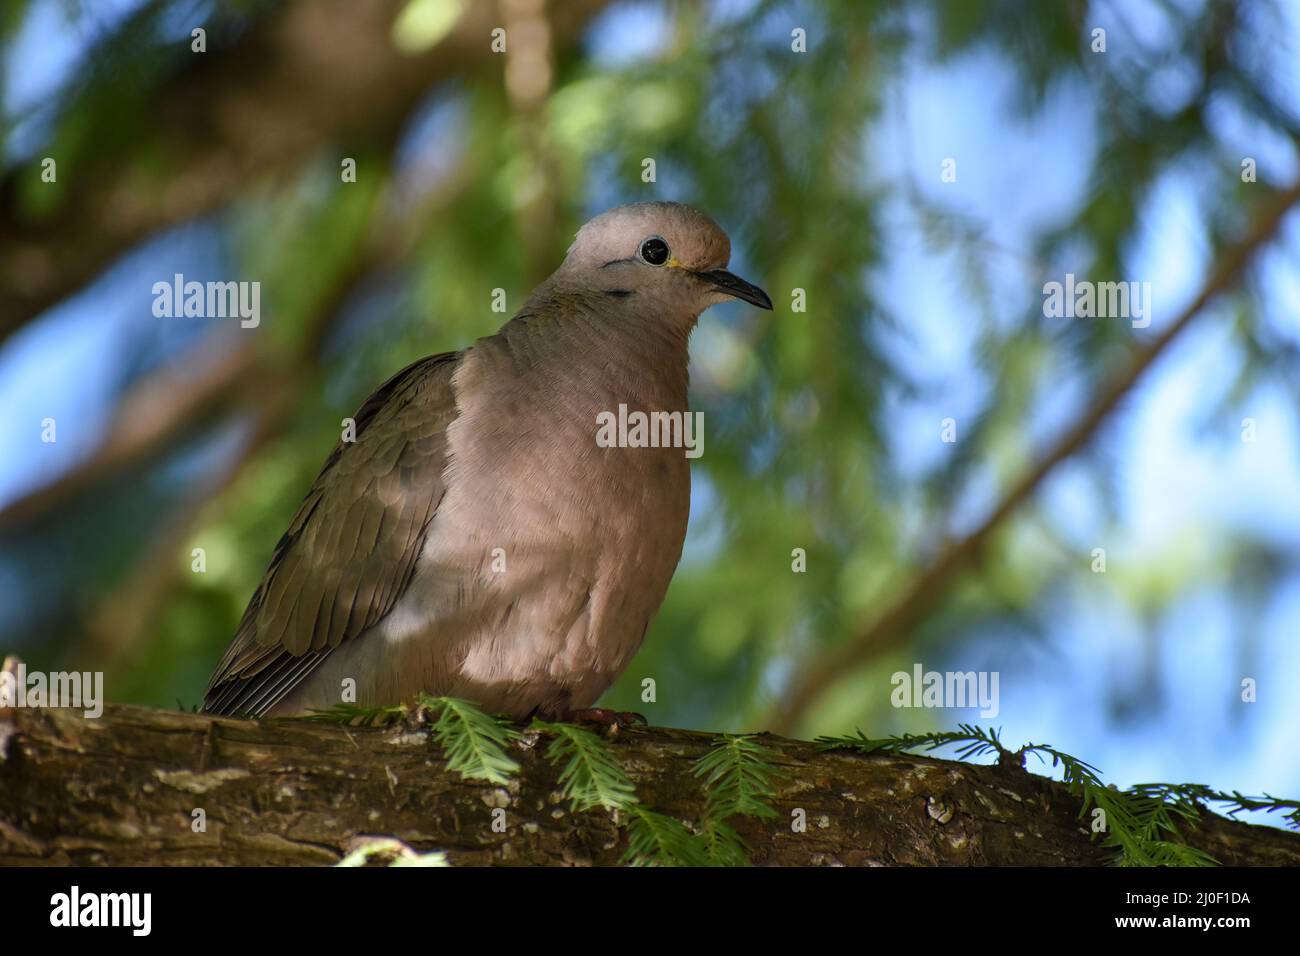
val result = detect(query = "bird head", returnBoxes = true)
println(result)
[558,202,773,318]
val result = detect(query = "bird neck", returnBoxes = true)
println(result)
[499,286,694,409]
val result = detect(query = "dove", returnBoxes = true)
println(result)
[202,202,772,720]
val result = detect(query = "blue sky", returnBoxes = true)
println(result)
[856,6,1300,798]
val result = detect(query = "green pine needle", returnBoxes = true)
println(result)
[621,806,712,867]
[531,720,639,812]
[530,721,761,865]
[1017,744,1219,866]
[686,734,782,865]
[694,734,781,821]
[303,702,407,726]
[418,694,520,784]
[697,817,750,867]
[814,724,1300,867]
[1129,783,1300,830]
[817,723,1006,762]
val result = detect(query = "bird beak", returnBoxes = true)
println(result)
[695,269,774,310]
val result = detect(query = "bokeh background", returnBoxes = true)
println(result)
[2,0,1299,813]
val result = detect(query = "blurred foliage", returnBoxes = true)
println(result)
[1,0,1298,746]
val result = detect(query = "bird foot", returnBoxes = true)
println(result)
[562,707,648,735]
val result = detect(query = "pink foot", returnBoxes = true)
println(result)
[563,707,648,731]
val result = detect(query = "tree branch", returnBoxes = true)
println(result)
[0,701,1296,866]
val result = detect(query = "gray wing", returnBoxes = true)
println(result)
[202,351,461,716]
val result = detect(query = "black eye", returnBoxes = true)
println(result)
[639,236,670,266]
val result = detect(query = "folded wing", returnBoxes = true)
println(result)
[203,351,461,716]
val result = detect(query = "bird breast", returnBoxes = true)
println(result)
[373,326,692,714]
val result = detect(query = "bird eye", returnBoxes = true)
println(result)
[638,236,670,266]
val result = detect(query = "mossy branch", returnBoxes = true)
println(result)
[4,704,1298,866]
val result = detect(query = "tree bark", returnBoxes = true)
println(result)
[2,702,1296,866]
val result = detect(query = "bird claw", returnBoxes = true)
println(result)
[562,707,648,734]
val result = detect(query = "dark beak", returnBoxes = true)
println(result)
[696,269,773,310]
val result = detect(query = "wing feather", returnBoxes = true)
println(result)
[202,351,461,716]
